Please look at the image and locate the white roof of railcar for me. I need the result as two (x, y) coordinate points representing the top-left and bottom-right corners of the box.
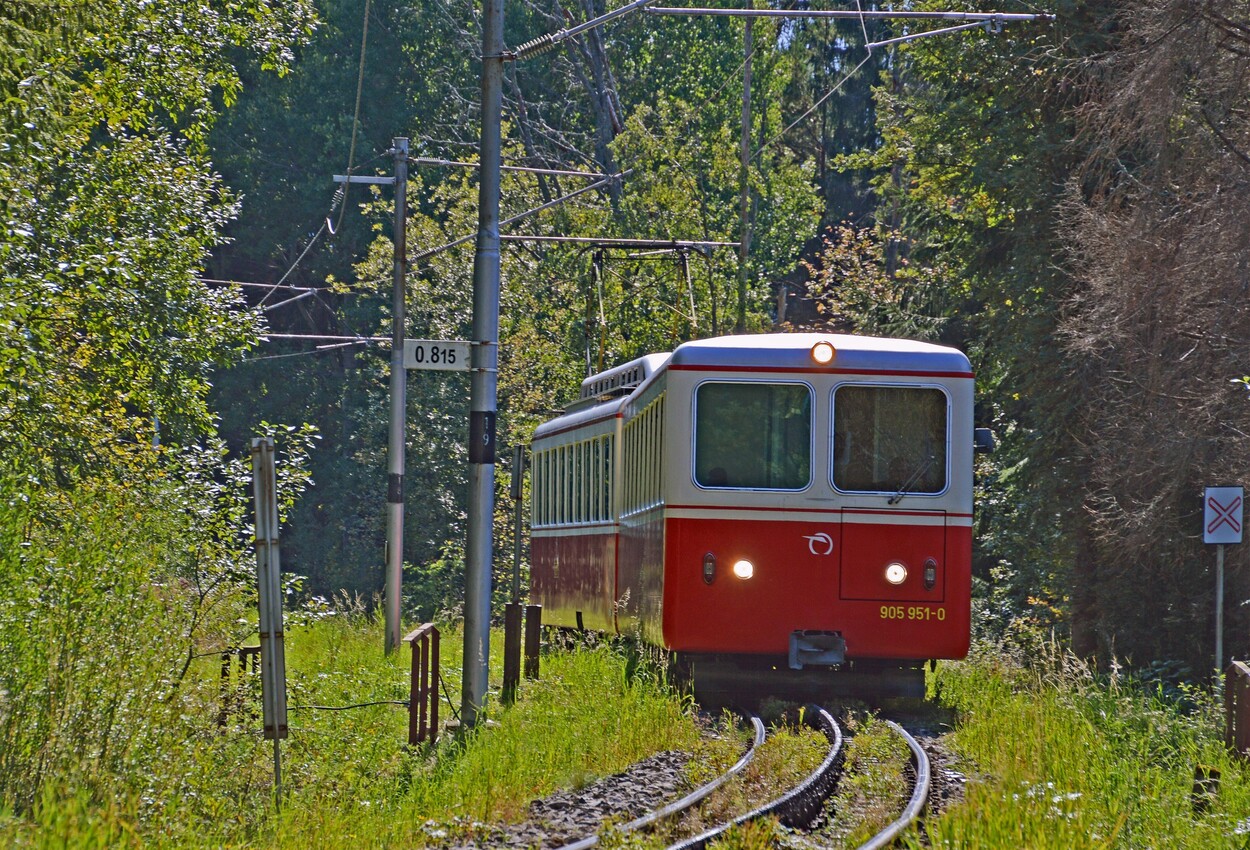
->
(532, 333), (970, 443)
(669, 332), (971, 374)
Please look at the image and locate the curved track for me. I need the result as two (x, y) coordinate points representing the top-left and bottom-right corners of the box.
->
(664, 706), (845, 850)
(543, 709), (928, 850)
(553, 713), (767, 850)
(852, 720), (931, 850)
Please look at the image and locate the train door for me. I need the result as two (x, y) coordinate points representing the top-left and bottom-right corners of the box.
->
(833, 383), (950, 606)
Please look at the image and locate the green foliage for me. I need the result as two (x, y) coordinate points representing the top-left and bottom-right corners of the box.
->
(0, 0), (316, 482)
(803, 224), (952, 339)
(915, 644), (1250, 848)
(815, 1), (1125, 657)
(0, 428), (314, 819)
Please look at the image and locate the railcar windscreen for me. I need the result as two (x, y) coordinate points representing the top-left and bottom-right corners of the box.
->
(694, 382), (812, 490)
(832, 385), (947, 494)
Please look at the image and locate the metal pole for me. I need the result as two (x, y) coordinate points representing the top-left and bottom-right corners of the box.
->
(251, 438), (287, 806)
(273, 739), (282, 811)
(385, 138), (410, 655)
(512, 444), (524, 602)
(736, 11), (753, 334)
(464, 0), (504, 729)
(1217, 543), (1225, 674)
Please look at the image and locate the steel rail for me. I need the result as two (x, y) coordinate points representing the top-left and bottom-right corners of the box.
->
(854, 721), (931, 850)
(664, 706), (845, 850)
(554, 713), (767, 850)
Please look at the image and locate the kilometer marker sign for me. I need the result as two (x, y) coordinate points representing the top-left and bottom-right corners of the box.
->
(1204, 486), (1244, 545)
(404, 339), (471, 371)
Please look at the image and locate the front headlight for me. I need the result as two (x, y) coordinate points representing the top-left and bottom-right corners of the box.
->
(732, 559), (755, 580)
(885, 562), (908, 585)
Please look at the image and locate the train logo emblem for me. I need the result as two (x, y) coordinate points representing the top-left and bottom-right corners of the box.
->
(804, 532), (835, 556)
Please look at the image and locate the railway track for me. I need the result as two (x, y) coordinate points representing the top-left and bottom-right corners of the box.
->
(662, 714), (931, 850)
(846, 721), (932, 850)
(477, 706), (931, 850)
(553, 712), (768, 850)
(664, 705), (845, 850)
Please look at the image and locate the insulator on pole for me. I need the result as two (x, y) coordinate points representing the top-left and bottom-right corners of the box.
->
(514, 33), (557, 59)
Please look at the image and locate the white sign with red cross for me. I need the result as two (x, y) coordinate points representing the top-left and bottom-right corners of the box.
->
(1204, 486), (1244, 545)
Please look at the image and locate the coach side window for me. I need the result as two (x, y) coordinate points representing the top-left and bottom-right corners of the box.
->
(694, 382), (812, 490)
(832, 385), (947, 494)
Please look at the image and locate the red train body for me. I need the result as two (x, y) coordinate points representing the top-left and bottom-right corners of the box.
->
(530, 333), (976, 699)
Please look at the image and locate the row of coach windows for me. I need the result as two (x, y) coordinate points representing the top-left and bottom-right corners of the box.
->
(693, 381), (948, 494)
(531, 435), (614, 528)
(621, 394), (665, 515)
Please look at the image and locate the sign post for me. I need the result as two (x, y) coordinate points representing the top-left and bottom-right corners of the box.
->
(404, 339), (471, 371)
(251, 437), (288, 808)
(1204, 486), (1243, 674)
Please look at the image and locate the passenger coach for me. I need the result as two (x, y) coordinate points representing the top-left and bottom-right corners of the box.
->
(530, 333), (979, 699)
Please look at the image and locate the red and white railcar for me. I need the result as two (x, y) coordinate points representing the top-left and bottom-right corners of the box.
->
(530, 333), (977, 699)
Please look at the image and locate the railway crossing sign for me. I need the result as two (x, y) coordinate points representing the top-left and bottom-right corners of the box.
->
(1205, 485), (1242, 674)
(1204, 486), (1244, 545)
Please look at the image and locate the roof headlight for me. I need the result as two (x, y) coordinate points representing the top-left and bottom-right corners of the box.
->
(810, 340), (837, 366)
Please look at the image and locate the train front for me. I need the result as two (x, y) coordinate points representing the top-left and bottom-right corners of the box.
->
(656, 333), (975, 701)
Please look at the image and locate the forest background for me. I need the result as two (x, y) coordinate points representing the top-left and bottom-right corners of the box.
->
(4, 0), (1250, 811)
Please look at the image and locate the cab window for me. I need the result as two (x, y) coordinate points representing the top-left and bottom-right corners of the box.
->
(694, 382), (812, 490)
(833, 385), (947, 494)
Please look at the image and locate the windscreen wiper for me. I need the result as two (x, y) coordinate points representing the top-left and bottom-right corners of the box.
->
(888, 455), (934, 505)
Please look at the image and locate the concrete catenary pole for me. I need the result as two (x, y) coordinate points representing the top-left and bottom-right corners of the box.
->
(385, 138), (409, 655)
(464, 0), (504, 728)
(736, 11), (753, 334)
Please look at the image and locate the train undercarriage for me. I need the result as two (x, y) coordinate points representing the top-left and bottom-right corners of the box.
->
(670, 652), (929, 710)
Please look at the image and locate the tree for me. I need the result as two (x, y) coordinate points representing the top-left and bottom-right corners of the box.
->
(0, 0), (315, 481)
(1056, 0), (1250, 670)
(816, 0), (1118, 654)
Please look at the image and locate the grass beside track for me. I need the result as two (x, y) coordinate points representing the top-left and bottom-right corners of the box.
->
(906, 644), (1250, 849)
(8, 603), (1250, 849)
(1, 613), (721, 849)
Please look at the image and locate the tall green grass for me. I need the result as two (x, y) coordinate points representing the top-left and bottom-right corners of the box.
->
(0, 453), (258, 827)
(261, 620), (709, 847)
(913, 644), (1250, 848)
(2, 551), (710, 850)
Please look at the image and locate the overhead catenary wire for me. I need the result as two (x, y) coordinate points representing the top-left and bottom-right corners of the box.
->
(406, 23), (755, 269)
(333, 0), (373, 236)
(260, 333), (389, 342)
(501, 235), (736, 250)
(512, 0), (661, 59)
(751, 0), (874, 163)
(288, 701), (410, 711)
(201, 278), (350, 294)
(410, 170), (631, 263)
(261, 290), (316, 312)
(412, 157), (609, 179)
(404, 0), (764, 274)
(253, 181), (347, 309)
(644, 8), (1049, 22)
(239, 341), (372, 363)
